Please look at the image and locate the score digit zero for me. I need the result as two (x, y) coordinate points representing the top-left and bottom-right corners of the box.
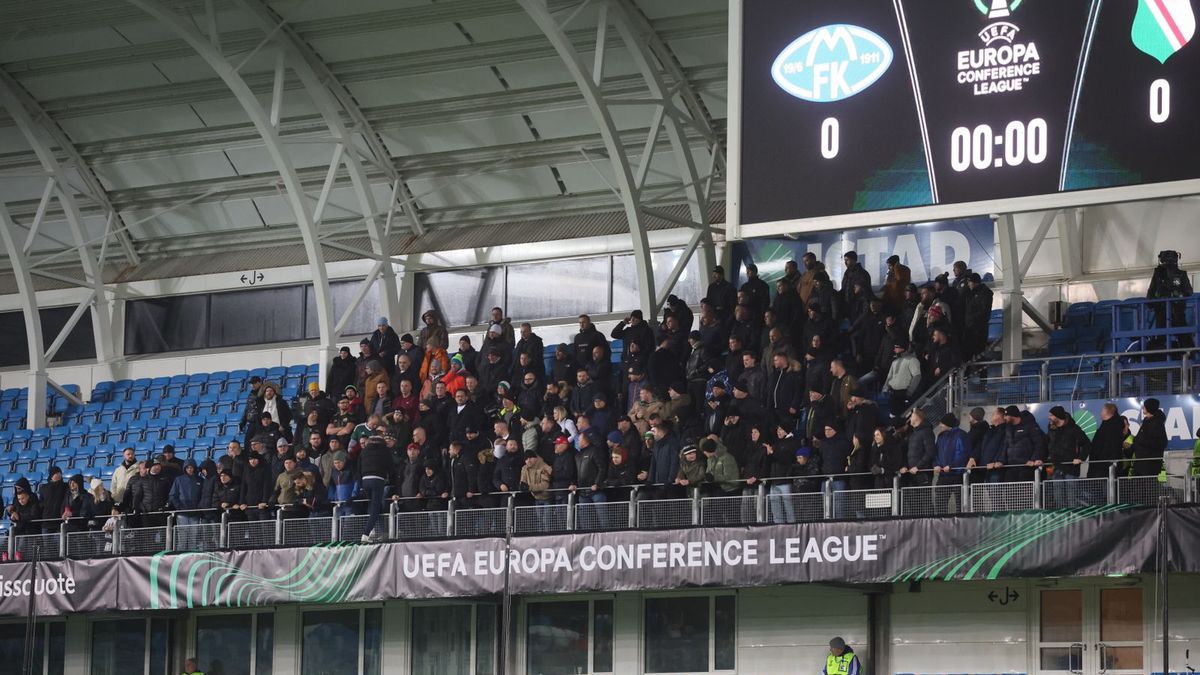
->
(950, 119), (1048, 172)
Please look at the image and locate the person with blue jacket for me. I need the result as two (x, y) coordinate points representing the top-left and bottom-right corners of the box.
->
(934, 413), (972, 479)
(168, 460), (204, 525)
(326, 452), (359, 505)
(639, 421), (681, 499)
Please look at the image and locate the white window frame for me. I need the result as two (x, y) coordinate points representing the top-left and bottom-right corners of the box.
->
(520, 594), (617, 675)
(296, 603), (384, 675)
(87, 616), (169, 675)
(408, 600), (500, 675)
(0, 620), (66, 675)
(188, 608), (274, 675)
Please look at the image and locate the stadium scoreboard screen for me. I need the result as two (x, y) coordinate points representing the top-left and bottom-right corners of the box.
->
(731, 0), (1200, 233)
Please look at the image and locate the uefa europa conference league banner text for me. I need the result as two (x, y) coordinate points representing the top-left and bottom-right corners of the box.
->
(0, 506), (1191, 616)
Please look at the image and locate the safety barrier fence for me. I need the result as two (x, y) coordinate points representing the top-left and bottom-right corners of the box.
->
(5, 461), (1194, 561)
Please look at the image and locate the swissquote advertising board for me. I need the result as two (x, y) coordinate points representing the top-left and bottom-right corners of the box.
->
(0, 505), (1195, 616)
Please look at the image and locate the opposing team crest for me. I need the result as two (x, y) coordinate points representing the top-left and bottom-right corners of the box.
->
(1132, 0), (1196, 63)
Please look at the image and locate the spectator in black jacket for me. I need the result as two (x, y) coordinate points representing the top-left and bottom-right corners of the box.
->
(239, 376), (264, 433)
(1046, 406), (1089, 478)
(573, 315), (608, 368)
(359, 436), (393, 542)
(494, 439), (525, 496)
(968, 408), (1009, 484)
(238, 452), (274, 521)
(740, 264), (771, 317)
(62, 474), (96, 533)
(575, 430), (609, 511)
(38, 466), (68, 532)
(611, 310), (654, 355)
(706, 265), (738, 321)
(214, 470), (243, 521)
(1130, 398), (1168, 477)
(369, 317), (402, 375)
(1002, 405), (1047, 481)
(8, 482), (41, 537)
(327, 346), (357, 397)
(139, 461), (171, 526)
(901, 409), (937, 486)
(1088, 403), (1126, 478)
(549, 435), (578, 501)
(868, 427), (903, 489)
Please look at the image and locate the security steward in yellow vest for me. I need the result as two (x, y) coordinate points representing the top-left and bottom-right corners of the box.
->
(181, 657), (204, 675)
(823, 637), (862, 675)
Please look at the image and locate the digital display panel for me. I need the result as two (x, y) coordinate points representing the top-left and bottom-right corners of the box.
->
(734, 0), (1200, 231)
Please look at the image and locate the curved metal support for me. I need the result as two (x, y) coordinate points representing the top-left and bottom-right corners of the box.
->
(125, 0), (338, 380)
(236, 0), (401, 324)
(0, 202), (48, 428)
(0, 70), (141, 267)
(0, 78), (119, 390)
(518, 0), (722, 317)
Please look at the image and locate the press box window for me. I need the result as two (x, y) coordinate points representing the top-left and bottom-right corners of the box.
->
(644, 595), (735, 673)
(526, 599), (614, 674)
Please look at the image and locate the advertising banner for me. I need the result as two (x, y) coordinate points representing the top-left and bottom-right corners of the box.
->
(1023, 394), (1200, 450)
(732, 217), (995, 291)
(0, 505), (1194, 617)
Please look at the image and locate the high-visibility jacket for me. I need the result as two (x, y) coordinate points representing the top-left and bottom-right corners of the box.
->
(823, 651), (861, 675)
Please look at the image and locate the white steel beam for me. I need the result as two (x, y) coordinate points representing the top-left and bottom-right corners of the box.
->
(0, 202), (47, 429)
(125, 0), (339, 384)
(1017, 209), (1058, 281)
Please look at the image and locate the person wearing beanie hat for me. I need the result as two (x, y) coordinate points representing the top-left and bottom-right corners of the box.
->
(368, 315), (401, 376)
(1129, 398), (1168, 477)
(934, 412), (970, 484)
(327, 344), (358, 401)
(824, 636), (861, 675)
(1046, 405), (1089, 483)
(963, 271), (994, 360)
(520, 449), (553, 504)
(603, 444), (638, 500)
(62, 473), (96, 532)
(883, 336), (922, 424)
(1001, 404), (1047, 482)
(38, 466), (67, 533)
(611, 306), (655, 360)
(707, 264), (737, 321)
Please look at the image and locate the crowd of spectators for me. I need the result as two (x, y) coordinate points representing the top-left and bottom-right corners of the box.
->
(1, 256), (1178, 540)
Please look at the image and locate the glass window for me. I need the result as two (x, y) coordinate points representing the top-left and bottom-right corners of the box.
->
(593, 600), (614, 673)
(196, 614), (252, 675)
(411, 605), (472, 675)
(124, 295), (210, 355)
(612, 249), (702, 313)
(255, 614), (274, 675)
(48, 622), (65, 675)
(644, 596), (710, 674)
(506, 258), (610, 320)
(414, 269), (502, 328)
(1100, 588), (1142, 642)
(301, 610), (360, 675)
(208, 286), (305, 348)
(714, 595), (736, 671)
(305, 279), (386, 340)
(91, 619), (145, 675)
(148, 619), (169, 675)
(475, 605), (498, 675)
(0, 622), (44, 674)
(0, 306), (97, 367)
(363, 608), (382, 675)
(1040, 590), (1083, 642)
(527, 601), (590, 675)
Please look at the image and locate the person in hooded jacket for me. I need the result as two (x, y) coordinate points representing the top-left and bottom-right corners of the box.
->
(39, 466), (68, 531)
(196, 459), (220, 521)
(62, 474), (96, 533)
(1130, 398), (1168, 477)
(168, 460), (204, 526)
(8, 479), (42, 537)
(327, 346), (358, 399)
(138, 461), (172, 526)
(418, 309), (449, 350)
(603, 447), (639, 502)
(1046, 406), (1090, 478)
(238, 452), (275, 521)
(902, 409), (937, 486)
(419, 460), (450, 511)
(868, 427), (903, 489)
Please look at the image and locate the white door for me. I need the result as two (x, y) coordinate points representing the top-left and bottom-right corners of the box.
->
(1036, 586), (1145, 675)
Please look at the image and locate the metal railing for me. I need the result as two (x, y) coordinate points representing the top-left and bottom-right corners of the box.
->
(3, 460), (1194, 562)
(958, 347), (1194, 407)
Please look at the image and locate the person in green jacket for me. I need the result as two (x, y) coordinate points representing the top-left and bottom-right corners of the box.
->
(701, 438), (741, 497)
(674, 445), (707, 493)
(181, 657), (203, 675)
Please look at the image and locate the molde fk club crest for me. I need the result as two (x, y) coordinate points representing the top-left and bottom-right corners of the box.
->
(957, 0), (1042, 96)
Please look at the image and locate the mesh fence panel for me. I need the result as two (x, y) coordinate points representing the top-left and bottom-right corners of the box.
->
(513, 504), (569, 535)
(637, 498), (693, 529)
(700, 495), (757, 526)
(227, 520), (277, 549)
(171, 523), (222, 552)
(337, 514), (372, 542)
(1043, 477), (1108, 510)
(66, 531), (112, 558)
(15, 533), (61, 560)
(576, 501), (629, 531)
(962, 375), (1041, 407)
(765, 490), (824, 523)
(453, 508), (507, 537)
(1116, 476), (1177, 507)
(970, 481), (1036, 513)
(901, 485), (964, 517)
(835, 489), (894, 520)
(282, 517), (332, 547)
(395, 511), (448, 540)
(1117, 367), (1180, 398)
(120, 526), (168, 556)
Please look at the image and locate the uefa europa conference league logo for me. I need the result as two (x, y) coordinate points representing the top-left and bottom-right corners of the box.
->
(770, 24), (894, 103)
(961, 0), (1042, 96)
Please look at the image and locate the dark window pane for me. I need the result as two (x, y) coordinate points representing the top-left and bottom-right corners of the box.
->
(255, 613), (274, 675)
(527, 601), (589, 675)
(644, 596), (709, 673)
(363, 608), (382, 675)
(48, 622), (65, 675)
(305, 279), (386, 340)
(506, 258), (610, 320)
(0, 622), (44, 675)
(414, 269), (502, 328)
(714, 595), (736, 670)
(411, 605), (472, 675)
(301, 610), (359, 675)
(0, 306), (97, 367)
(209, 286), (304, 348)
(124, 295), (208, 355)
(196, 614), (252, 675)
(148, 618), (169, 675)
(475, 604), (498, 675)
(593, 600), (614, 673)
(91, 619), (145, 675)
